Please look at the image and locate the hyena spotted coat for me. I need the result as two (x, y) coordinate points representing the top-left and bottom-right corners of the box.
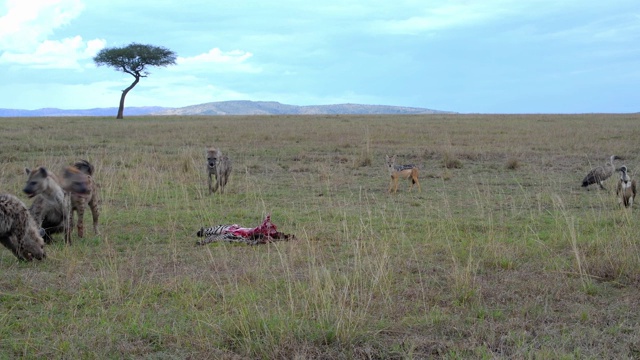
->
(206, 147), (232, 194)
(69, 160), (100, 238)
(23, 166), (90, 244)
(0, 193), (46, 261)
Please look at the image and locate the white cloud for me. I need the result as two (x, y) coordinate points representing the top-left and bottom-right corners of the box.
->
(543, 14), (640, 43)
(0, 36), (106, 69)
(367, 1), (609, 36)
(370, 2), (510, 35)
(0, 0), (84, 51)
(176, 48), (262, 73)
(0, 0), (106, 69)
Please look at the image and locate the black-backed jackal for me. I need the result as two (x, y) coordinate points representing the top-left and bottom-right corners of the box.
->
(206, 147), (232, 194)
(386, 155), (421, 193)
(616, 165), (636, 208)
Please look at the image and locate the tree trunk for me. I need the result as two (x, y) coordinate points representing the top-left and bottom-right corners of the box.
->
(116, 75), (140, 119)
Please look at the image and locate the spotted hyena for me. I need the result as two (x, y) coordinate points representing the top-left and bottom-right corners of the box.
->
(206, 147), (232, 194)
(23, 165), (90, 244)
(0, 193), (46, 261)
(69, 160), (100, 238)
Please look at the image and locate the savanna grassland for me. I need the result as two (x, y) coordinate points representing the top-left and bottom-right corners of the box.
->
(1, 113), (640, 359)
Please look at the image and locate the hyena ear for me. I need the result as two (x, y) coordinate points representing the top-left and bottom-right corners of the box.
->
(38, 167), (48, 177)
(25, 168), (31, 175)
(63, 166), (81, 177)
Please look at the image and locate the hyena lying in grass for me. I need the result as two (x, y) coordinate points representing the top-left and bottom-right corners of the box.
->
(0, 193), (46, 261)
(69, 160), (100, 238)
(206, 147), (232, 194)
(23, 165), (90, 244)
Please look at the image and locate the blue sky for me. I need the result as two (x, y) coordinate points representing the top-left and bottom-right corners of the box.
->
(0, 0), (638, 113)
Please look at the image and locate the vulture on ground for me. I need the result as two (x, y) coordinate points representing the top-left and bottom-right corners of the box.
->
(581, 155), (621, 190)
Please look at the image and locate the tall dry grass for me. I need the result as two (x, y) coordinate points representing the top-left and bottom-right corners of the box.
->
(0, 114), (640, 358)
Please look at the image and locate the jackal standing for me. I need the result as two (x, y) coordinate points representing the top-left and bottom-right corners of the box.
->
(23, 165), (90, 243)
(386, 155), (421, 193)
(69, 160), (100, 238)
(206, 147), (232, 194)
(0, 193), (46, 261)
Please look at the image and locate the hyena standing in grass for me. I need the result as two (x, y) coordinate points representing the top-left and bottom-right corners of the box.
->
(69, 160), (100, 238)
(0, 193), (46, 261)
(23, 165), (90, 244)
(206, 147), (232, 194)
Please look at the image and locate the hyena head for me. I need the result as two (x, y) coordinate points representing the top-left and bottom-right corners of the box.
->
(23, 167), (52, 198)
(73, 159), (95, 176)
(60, 166), (90, 195)
(21, 220), (46, 261)
(206, 147), (222, 171)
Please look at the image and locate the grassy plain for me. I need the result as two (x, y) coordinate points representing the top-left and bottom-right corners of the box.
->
(1, 113), (640, 359)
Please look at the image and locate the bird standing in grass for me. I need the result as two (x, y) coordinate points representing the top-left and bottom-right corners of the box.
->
(616, 165), (636, 208)
(581, 155), (621, 190)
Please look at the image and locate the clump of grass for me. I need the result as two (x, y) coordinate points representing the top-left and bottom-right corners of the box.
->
(505, 157), (521, 170)
(581, 213), (640, 285)
(356, 125), (372, 167)
(356, 155), (373, 167)
(443, 152), (463, 169)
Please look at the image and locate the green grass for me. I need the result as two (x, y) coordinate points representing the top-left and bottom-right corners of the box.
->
(1, 114), (640, 358)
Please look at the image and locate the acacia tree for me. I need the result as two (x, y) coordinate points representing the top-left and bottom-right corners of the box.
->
(93, 43), (177, 119)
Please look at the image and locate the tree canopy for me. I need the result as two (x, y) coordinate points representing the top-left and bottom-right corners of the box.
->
(94, 43), (177, 119)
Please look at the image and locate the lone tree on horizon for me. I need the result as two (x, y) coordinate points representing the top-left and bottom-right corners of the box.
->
(93, 43), (177, 119)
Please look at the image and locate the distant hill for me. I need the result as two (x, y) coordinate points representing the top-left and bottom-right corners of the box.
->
(152, 101), (452, 116)
(0, 101), (453, 117)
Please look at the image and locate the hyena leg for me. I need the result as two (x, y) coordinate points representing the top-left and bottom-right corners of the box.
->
(63, 194), (72, 244)
(208, 173), (215, 194)
(75, 204), (85, 238)
(211, 175), (219, 193)
(89, 196), (100, 235)
(69, 208), (75, 238)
